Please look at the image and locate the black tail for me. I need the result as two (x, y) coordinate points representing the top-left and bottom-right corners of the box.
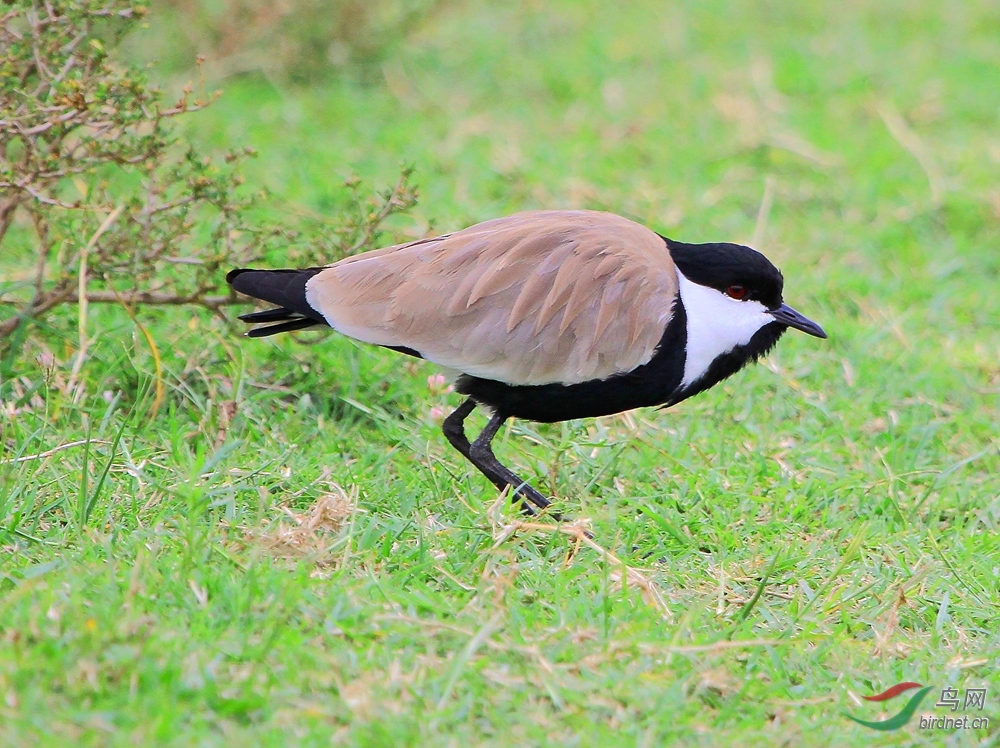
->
(227, 268), (328, 337)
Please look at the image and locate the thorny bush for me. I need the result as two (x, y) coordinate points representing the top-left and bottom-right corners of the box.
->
(0, 0), (417, 347)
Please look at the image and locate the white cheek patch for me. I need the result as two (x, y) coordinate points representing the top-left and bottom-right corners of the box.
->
(676, 271), (774, 388)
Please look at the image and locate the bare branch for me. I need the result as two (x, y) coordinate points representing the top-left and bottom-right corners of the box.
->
(0, 197), (21, 247)
(58, 290), (241, 308)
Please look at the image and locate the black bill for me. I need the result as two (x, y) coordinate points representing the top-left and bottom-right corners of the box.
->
(768, 303), (827, 339)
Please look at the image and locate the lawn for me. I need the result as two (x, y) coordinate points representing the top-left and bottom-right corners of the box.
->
(2, 0), (999, 745)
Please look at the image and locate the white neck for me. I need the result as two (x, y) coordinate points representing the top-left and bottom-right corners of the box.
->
(676, 271), (773, 389)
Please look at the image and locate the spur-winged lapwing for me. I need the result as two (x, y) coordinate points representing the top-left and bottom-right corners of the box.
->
(228, 210), (826, 515)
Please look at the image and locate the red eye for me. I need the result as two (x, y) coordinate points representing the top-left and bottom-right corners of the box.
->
(726, 285), (748, 300)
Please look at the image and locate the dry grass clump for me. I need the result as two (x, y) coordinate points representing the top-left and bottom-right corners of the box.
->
(237, 483), (358, 569)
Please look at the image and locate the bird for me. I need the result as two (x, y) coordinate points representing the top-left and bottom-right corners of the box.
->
(227, 210), (826, 516)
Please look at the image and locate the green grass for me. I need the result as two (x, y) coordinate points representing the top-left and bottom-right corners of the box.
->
(3, 0), (1000, 744)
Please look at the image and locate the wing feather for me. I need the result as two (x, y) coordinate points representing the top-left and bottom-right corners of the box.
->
(506, 272), (546, 333)
(537, 251), (583, 333)
(305, 210), (679, 385)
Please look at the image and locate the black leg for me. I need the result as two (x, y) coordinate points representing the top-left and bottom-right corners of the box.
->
(441, 399), (557, 518)
(469, 412), (558, 517)
(442, 397), (476, 459)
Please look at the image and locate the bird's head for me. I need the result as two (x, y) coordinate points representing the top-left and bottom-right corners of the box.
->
(664, 238), (826, 397)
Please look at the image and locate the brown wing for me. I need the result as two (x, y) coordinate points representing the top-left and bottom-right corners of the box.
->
(305, 210), (679, 385)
